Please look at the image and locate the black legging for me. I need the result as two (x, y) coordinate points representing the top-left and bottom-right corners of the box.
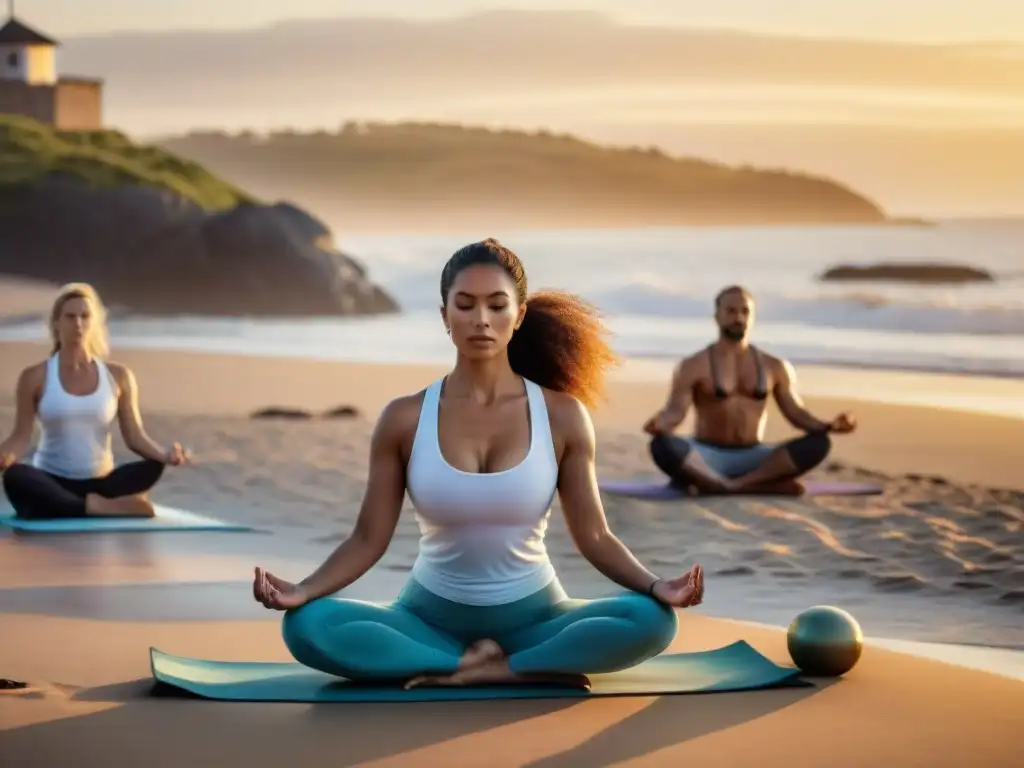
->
(1, 460), (165, 519)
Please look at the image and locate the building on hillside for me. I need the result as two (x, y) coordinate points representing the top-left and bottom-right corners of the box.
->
(0, 9), (103, 130)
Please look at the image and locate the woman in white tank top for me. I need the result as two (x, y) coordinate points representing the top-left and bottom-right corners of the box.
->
(0, 283), (189, 519)
(254, 240), (705, 690)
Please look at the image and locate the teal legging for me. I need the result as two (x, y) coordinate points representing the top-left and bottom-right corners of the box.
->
(282, 578), (678, 681)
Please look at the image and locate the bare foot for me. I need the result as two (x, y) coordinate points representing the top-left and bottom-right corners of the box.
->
(85, 493), (156, 517)
(458, 639), (505, 671)
(747, 478), (806, 496)
(405, 658), (591, 691)
(694, 480), (741, 496)
(703, 478), (805, 496)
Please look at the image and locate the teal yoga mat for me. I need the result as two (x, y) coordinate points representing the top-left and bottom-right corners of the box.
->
(150, 641), (808, 703)
(0, 503), (253, 533)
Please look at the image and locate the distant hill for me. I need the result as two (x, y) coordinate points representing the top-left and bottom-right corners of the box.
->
(0, 115), (397, 317)
(159, 122), (889, 230)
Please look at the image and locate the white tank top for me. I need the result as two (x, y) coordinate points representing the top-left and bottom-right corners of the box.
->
(32, 355), (118, 479)
(406, 377), (562, 606)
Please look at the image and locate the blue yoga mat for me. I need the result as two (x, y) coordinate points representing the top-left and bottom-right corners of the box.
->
(0, 503), (253, 533)
(150, 640), (808, 703)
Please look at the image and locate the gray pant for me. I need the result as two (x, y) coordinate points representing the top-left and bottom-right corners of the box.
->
(666, 437), (775, 478)
(649, 433), (832, 484)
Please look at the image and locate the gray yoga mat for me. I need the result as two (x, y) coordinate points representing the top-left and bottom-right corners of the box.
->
(599, 478), (883, 500)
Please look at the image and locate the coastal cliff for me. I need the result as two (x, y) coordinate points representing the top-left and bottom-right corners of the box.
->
(0, 116), (398, 317)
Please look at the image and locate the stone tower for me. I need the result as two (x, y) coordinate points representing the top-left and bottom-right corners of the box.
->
(0, 6), (103, 130)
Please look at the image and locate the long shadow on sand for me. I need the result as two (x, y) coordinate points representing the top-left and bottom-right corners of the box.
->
(520, 679), (836, 767)
(0, 581), (276, 622)
(0, 675), (835, 766)
(9, 679), (574, 766)
(0, 525), (318, 571)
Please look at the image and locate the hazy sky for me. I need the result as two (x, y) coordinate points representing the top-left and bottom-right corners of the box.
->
(10, 1), (1022, 215)
(16, 0), (1024, 42)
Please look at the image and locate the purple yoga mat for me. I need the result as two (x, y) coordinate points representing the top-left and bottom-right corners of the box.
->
(599, 478), (884, 500)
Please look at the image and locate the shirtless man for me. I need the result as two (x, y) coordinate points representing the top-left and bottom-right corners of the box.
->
(642, 285), (856, 495)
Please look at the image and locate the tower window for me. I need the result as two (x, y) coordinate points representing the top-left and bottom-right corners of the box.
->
(6, 52), (17, 69)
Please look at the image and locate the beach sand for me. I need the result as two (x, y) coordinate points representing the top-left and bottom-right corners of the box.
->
(1, 335), (1022, 766)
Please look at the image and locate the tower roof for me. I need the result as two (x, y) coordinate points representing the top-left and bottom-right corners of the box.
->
(0, 17), (58, 46)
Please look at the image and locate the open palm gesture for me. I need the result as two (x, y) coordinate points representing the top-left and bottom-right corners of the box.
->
(652, 564), (705, 608)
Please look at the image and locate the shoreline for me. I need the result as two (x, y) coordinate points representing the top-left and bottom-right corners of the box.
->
(631, 353), (1024, 384)
(2, 309), (1021, 384)
(0, 327), (1020, 418)
(618, 357), (1024, 421)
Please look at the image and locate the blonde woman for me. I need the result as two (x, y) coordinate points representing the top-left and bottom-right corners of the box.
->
(0, 283), (188, 519)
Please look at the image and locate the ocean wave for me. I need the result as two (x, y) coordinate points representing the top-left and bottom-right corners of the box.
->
(588, 282), (1024, 336)
(363, 260), (1024, 337)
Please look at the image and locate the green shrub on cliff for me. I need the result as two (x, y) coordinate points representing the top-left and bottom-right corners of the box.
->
(0, 114), (254, 210)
